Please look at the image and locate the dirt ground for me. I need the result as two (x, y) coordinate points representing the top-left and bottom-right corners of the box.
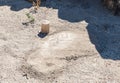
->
(0, 0), (120, 83)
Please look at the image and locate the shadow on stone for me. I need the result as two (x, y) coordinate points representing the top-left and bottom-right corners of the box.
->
(1, 0), (120, 60)
(38, 32), (48, 38)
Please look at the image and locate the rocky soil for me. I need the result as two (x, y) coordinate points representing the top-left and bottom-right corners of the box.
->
(0, 0), (120, 83)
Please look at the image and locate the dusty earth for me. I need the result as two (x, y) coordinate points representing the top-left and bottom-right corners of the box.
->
(0, 0), (120, 83)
